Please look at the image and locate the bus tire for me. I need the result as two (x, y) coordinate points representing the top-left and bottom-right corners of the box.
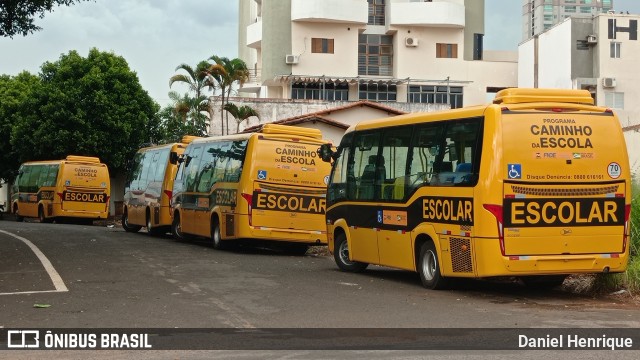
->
(521, 275), (566, 289)
(418, 241), (448, 290)
(172, 212), (186, 241)
(38, 206), (53, 223)
(211, 218), (227, 250)
(146, 210), (163, 236)
(13, 204), (24, 222)
(334, 233), (367, 272)
(122, 210), (141, 233)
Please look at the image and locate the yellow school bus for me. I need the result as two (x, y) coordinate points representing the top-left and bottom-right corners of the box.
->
(122, 136), (198, 235)
(318, 88), (632, 289)
(11, 156), (110, 222)
(171, 124), (332, 253)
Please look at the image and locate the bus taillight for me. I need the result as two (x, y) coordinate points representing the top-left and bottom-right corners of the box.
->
(164, 190), (173, 201)
(241, 193), (253, 226)
(483, 204), (505, 256)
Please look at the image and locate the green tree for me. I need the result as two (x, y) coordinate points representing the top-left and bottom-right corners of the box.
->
(1, 0), (91, 37)
(167, 90), (208, 136)
(11, 48), (159, 174)
(0, 71), (40, 182)
(169, 60), (224, 132)
(208, 56), (250, 135)
(223, 103), (259, 134)
(156, 104), (205, 144)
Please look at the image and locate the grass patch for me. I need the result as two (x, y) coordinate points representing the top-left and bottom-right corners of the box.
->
(588, 176), (639, 296)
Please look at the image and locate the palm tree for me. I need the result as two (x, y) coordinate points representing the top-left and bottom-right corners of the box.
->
(209, 56), (250, 135)
(169, 61), (221, 131)
(223, 103), (260, 133)
(169, 61), (215, 99)
(168, 91), (209, 136)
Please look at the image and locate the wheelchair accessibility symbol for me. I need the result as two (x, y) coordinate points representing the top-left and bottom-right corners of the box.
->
(507, 164), (521, 179)
(257, 170), (267, 180)
(377, 210), (383, 224)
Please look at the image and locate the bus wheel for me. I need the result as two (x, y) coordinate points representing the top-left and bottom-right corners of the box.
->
(38, 206), (53, 223)
(211, 219), (226, 250)
(418, 241), (448, 290)
(172, 213), (185, 241)
(122, 210), (141, 233)
(146, 211), (163, 236)
(13, 204), (24, 222)
(334, 233), (367, 272)
(521, 275), (566, 289)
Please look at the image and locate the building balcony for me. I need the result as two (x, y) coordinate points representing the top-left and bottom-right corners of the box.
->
(247, 18), (262, 49)
(389, 0), (465, 28)
(291, 0), (368, 24)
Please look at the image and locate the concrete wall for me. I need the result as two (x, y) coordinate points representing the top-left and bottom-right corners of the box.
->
(538, 20), (572, 89)
(209, 97), (450, 134)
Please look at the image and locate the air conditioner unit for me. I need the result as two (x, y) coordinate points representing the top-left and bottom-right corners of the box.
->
(285, 54), (299, 65)
(602, 77), (616, 88)
(587, 35), (597, 44)
(405, 37), (419, 47)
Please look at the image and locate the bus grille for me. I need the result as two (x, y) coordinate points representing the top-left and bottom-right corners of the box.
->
(510, 185), (619, 197)
(450, 237), (473, 273)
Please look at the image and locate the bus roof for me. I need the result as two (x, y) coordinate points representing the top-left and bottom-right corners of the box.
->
(493, 88), (594, 105)
(259, 124), (323, 139)
(65, 155), (101, 163)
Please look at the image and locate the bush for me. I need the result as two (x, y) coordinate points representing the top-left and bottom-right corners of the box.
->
(591, 176), (639, 295)
(626, 176), (640, 293)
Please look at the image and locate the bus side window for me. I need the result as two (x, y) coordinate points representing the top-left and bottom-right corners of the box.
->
(429, 120), (481, 186)
(409, 124), (444, 190)
(185, 146), (204, 192)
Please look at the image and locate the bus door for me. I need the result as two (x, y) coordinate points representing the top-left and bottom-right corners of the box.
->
(59, 163), (110, 215)
(375, 127), (414, 270)
(500, 111), (628, 261)
(17, 165), (38, 216)
(346, 132), (382, 264)
(181, 145), (205, 235)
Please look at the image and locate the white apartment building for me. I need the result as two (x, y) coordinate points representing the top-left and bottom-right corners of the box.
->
(519, 13), (640, 174)
(522, 0), (613, 41)
(236, 0), (517, 115)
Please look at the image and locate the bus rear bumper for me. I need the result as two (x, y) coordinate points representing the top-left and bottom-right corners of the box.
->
(473, 238), (629, 276)
(237, 226), (327, 245)
(497, 254), (628, 275)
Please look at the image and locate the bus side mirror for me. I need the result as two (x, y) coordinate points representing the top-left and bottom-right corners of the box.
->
(170, 152), (183, 165)
(318, 144), (336, 163)
(169, 152), (178, 165)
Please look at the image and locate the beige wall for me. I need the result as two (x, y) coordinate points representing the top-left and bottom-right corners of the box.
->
(291, 22), (360, 77)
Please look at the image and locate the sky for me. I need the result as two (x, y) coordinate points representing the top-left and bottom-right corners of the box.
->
(2, 0), (640, 107)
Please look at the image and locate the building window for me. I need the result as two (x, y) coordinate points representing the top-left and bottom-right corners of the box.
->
(473, 33), (483, 60)
(359, 83), (397, 102)
(358, 34), (393, 76)
(367, 0), (385, 25)
(408, 85), (463, 109)
(565, 6), (576, 12)
(605, 92), (624, 109)
(436, 43), (458, 58)
(312, 38), (334, 54)
(291, 82), (348, 101)
(610, 42), (621, 58)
